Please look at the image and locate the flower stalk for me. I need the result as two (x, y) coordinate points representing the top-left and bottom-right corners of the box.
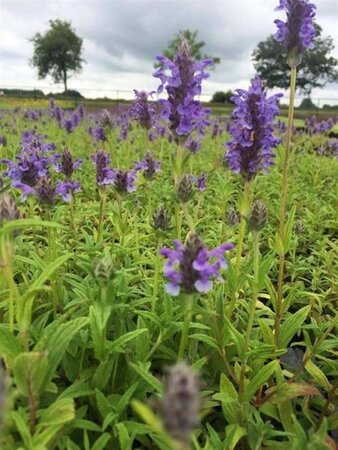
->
(274, 66), (297, 347)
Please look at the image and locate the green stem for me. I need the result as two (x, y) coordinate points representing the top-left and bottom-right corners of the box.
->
(1, 233), (17, 332)
(177, 295), (193, 362)
(275, 66), (297, 347)
(151, 238), (162, 313)
(175, 203), (182, 240)
(238, 231), (260, 418)
(97, 190), (106, 244)
(227, 181), (250, 318)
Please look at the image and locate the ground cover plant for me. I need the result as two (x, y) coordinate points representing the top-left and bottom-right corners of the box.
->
(0, 1), (338, 449)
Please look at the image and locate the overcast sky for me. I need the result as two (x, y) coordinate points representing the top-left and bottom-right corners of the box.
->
(1, 0), (338, 104)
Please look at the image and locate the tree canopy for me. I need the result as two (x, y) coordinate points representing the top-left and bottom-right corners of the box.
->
(252, 25), (338, 94)
(157, 29), (220, 68)
(30, 19), (85, 92)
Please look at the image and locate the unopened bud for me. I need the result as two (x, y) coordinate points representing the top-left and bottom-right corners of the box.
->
(247, 200), (267, 231)
(153, 206), (170, 231)
(177, 175), (194, 203)
(0, 193), (20, 223)
(94, 250), (115, 286)
(226, 206), (239, 226)
(159, 362), (200, 444)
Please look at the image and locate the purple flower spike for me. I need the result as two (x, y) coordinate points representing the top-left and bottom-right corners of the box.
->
(92, 149), (114, 186)
(153, 40), (212, 143)
(130, 90), (157, 130)
(226, 75), (282, 181)
(274, 0), (316, 67)
(160, 233), (234, 296)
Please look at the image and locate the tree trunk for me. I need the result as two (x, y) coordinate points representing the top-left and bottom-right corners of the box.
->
(63, 71), (68, 92)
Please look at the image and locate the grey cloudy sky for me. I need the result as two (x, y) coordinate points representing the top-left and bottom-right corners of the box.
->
(1, 0), (338, 103)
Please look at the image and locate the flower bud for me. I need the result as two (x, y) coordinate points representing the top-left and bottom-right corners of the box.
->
(0, 193), (20, 223)
(226, 206), (239, 227)
(176, 175), (194, 203)
(153, 206), (170, 231)
(294, 220), (305, 235)
(159, 362), (200, 444)
(94, 251), (115, 286)
(247, 200), (267, 231)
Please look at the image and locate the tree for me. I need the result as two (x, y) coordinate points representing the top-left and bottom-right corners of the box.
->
(211, 90), (233, 104)
(252, 25), (338, 94)
(156, 29), (220, 68)
(30, 20), (85, 92)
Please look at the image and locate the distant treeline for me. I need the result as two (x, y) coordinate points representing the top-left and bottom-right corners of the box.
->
(0, 89), (84, 99)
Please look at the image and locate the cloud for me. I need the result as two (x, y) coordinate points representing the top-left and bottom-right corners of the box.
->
(0, 0), (337, 101)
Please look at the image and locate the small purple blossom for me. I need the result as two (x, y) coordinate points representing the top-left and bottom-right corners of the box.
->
(91, 126), (106, 142)
(184, 136), (202, 153)
(160, 233), (234, 296)
(92, 150), (114, 186)
(226, 76), (282, 181)
(56, 180), (81, 202)
(54, 148), (82, 179)
(153, 40), (212, 142)
(135, 151), (160, 180)
(274, 0), (316, 66)
(130, 90), (157, 130)
(111, 168), (139, 194)
(196, 173), (206, 192)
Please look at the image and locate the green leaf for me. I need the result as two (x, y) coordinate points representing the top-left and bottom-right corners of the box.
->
(215, 373), (239, 424)
(107, 329), (148, 353)
(132, 400), (162, 430)
(129, 362), (162, 393)
(35, 317), (89, 392)
(244, 360), (279, 402)
(189, 333), (219, 350)
(13, 352), (48, 398)
(33, 398), (75, 447)
(0, 325), (24, 367)
(224, 424), (247, 450)
(304, 359), (331, 389)
(17, 253), (72, 331)
(91, 433), (111, 450)
(280, 305), (311, 348)
(115, 423), (131, 450)
(265, 382), (320, 404)
(0, 218), (66, 235)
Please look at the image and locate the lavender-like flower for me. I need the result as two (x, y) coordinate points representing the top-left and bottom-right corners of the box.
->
(274, 0), (316, 67)
(135, 151), (160, 180)
(226, 76), (282, 181)
(2, 132), (58, 200)
(91, 126), (106, 142)
(36, 177), (56, 206)
(92, 150), (114, 186)
(184, 136), (202, 153)
(159, 362), (200, 444)
(160, 233), (234, 296)
(130, 90), (156, 130)
(196, 173), (206, 192)
(54, 148), (82, 179)
(111, 168), (139, 194)
(153, 40), (212, 142)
